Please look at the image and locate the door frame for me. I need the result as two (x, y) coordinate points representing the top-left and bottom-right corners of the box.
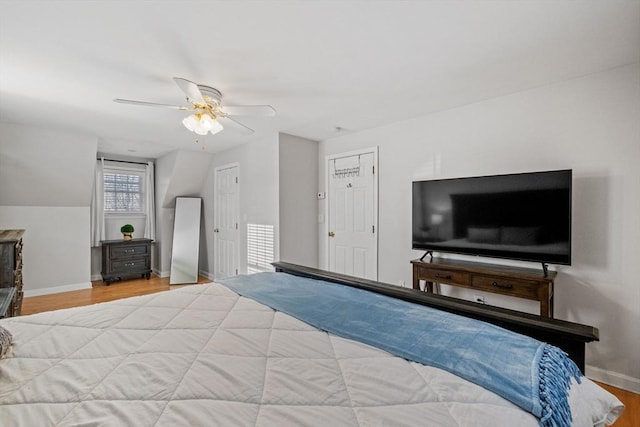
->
(325, 146), (379, 280)
(213, 162), (240, 279)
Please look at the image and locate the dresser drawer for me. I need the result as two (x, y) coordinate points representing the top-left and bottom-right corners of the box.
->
(110, 244), (149, 258)
(111, 257), (149, 273)
(418, 267), (470, 285)
(471, 275), (539, 299)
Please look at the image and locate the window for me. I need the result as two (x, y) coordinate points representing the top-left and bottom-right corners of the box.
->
(247, 223), (275, 274)
(104, 169), (145, 213)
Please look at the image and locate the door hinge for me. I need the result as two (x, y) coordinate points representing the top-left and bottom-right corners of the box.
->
(235, 176), (238, 183)
(235, 223), (238, 230)
(372, 225), (375, 233)
(235, 269), (238, 275)
(372, 165), (375, 174)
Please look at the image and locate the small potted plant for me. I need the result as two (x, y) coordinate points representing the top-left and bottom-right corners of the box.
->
(120, 224), (134, 241)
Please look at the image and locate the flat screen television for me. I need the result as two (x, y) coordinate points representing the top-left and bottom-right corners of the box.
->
(412, 169), (572, 265)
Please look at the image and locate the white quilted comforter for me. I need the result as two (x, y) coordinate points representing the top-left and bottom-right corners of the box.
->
(0, 282), (623, 426)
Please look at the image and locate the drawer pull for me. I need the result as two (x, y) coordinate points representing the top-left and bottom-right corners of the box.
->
(124, 249), (135, 253)
(435, 273), (451, 280)
(492, 281), (513, 290)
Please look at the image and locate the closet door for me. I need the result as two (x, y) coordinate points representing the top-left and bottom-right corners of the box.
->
(327, 149), (378, 281)
(214, 164), (239, 279)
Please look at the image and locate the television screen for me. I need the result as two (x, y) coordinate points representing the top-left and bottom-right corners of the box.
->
(412, 170), (572, 265)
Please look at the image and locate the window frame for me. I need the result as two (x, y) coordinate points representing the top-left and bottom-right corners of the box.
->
(103, 164), (146, 216)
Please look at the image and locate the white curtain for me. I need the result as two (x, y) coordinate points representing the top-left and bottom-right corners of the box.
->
(144, 161), (156, 240)
(90, 158), (106, 247)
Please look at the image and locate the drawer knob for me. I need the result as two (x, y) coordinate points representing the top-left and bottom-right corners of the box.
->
(492, 281), (513, 289)
(435, 273), (451, 280)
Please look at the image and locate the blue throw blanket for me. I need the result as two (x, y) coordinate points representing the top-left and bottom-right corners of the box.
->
(218, 272), (582, 427)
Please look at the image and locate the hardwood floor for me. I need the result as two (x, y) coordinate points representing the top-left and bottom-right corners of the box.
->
(21, 274), (211, 315)
(595, 381), (639, 427)
(20, 274), (639, 426)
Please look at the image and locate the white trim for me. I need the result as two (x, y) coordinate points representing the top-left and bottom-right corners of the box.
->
(199, 269), (215, 281)
(325, 147), (379, 280)
(153, 268), (170, 278)
(24, 282), (92, 297)
(586, 364), (640, 393)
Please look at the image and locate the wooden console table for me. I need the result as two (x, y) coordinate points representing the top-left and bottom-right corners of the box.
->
(411, 258), (556, 318)
(101, 238), (153, 284)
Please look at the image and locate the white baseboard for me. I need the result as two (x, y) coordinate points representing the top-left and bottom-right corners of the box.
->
(199, 270), (215, 281)
(586, 364), (640, 393)
(153, 268), (170, 278)
(24, 282), (93, 298)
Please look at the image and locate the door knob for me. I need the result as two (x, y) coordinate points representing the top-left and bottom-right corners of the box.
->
(328, 231), (335, 237)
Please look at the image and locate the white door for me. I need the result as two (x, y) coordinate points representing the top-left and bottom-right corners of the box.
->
(328, 149), (378, 280)
(214, 164), (239, 279)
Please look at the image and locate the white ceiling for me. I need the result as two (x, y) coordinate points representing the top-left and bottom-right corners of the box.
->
(1, 1), (638, 159)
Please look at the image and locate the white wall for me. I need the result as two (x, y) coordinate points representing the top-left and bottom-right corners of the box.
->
(0, 123), (97, 294)
(200, 134), (280, 277)
(0, 206), (91, 295)
(279, 133), (319, 268)
(318, 64), (640, 391)
(154, 150), (214, 277)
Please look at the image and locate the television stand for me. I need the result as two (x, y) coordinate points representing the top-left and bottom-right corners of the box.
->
(411, 258), (557, 318)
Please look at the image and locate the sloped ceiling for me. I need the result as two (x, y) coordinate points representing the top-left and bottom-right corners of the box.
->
(0, 1), (638, 159)
(157, 150), (215, 209)
(0, 122), (97, 206)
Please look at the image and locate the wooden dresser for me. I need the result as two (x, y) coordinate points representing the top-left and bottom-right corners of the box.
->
(0, 229), (25, 317)
(101, 238), (153, 284)
(411, 258), (556, 318)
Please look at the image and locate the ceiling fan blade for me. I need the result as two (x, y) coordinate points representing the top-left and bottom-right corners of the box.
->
(218, 116), (254, 135)
(113, 99), (190, 110)
(173, 77), (205, 105)
(223, 105), (276, 117)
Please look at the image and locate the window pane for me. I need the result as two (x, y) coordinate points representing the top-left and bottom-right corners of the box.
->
(104, 172), (144, 212)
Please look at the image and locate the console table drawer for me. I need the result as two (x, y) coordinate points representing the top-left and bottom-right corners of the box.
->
(110, 244), (149, 258)
(471, 275), (539, 299)
(418, 267), (470, 285)
(112, 257), (149, 272)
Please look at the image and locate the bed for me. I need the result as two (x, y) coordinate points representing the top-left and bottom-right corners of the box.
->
(0, 262), (623, 426)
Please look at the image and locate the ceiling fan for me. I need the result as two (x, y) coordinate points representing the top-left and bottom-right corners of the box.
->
(114, 77), (276, 136)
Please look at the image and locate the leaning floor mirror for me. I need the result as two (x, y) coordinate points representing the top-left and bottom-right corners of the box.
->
(170, 197), (202, 284)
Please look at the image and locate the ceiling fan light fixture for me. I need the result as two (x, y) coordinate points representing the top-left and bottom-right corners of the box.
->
(182, 114), (200, 132)
(200, 113), (215, 131)
(182, 113), (223, 135)
(208, 118), (224, 135)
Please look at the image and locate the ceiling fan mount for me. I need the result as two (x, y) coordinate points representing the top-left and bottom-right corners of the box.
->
(114, 77), (276, 137)
(194, 85), (222, 107)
